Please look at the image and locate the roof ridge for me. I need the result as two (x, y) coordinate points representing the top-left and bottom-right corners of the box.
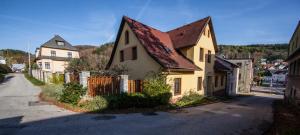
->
(123, 16), (165, 33)
(166, 16), (210, 33)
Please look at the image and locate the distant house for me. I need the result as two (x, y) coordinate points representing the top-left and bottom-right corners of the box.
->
(260, 58), (267, 65)
(106, 16), (238, 97)
(0, 56), (6, 64)
(272, 70), (288, 83)
(11, 63), (25, 72)
(285, 21), (300, 105)
(35, 35), (79, 73)
(227, 59), (253, 93)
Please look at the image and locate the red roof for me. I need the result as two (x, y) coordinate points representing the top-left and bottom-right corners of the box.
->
(167, 17), (210, 49)
(107, 16), (216, 71)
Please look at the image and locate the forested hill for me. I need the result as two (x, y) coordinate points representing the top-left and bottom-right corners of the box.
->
(0, 49), (33, 65)
(218, 44), (289, 62)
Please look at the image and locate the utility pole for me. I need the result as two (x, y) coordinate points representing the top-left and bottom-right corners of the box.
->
(28, 41), (31, 75)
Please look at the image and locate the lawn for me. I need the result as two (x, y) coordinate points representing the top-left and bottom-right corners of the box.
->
(24, 73), (45, 86)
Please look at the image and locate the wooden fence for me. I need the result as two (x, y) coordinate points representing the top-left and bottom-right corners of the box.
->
(87, 76), (120, 97)
(128, 80), (144, 93)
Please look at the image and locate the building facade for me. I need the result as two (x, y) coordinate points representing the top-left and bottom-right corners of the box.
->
(227, 59), (253, 93)
(107, 16), (236, 98)
(35, 35), (79, 73)
(286, 21), (300, 105)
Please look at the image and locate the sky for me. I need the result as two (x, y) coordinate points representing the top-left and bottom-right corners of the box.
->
(0, 0), (299, 53)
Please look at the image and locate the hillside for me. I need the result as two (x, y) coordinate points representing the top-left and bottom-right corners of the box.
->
(0, 49), (33, 65)
(74, 42), (114, 70)
(218, 44), (289, 63)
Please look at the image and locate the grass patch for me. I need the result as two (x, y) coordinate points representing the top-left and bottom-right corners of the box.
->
(265, 100), (300, 135)
(175, 91), (219, 108)
(24, 73), (45, 86)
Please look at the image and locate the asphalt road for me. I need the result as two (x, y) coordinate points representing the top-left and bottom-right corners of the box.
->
(0, 74), (283, 135)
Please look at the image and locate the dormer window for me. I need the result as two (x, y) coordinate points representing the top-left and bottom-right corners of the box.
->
(125, 30), (129, 44)
(57, 41), (65, 46)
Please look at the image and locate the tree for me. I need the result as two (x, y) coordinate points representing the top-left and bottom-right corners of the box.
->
(65, 58), (89, 73)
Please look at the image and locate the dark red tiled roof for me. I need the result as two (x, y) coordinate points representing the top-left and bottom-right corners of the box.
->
(167, 17), (210, 49)
(124, 16), (200, 70)
(106, 16), (217, 71)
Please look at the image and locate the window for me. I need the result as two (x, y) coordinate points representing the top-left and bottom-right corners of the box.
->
(215, 76), (218, 87)
(174, 78), (181, 95)
(120, 50), (124, 62)
(208, 29), (210, 38)
(67, 52), (72, 58)
(199, 48), (204, 62)
(221, 76), (224, 86)
(207, 50), (211, 63)
(197, 77), (202, 91)
(38, 62), (42, 68)
(45, 62), (50, 69)
(57, 41), (65, 46)
(51, 50), (56, 57)
(132, 47), (137, 60)
(125, 30), (129, 44)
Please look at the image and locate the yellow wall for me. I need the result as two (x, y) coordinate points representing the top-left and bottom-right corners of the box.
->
(109, 22), (162, 80)
(166, 71), (204, 98)
(40, 47), (79, 58)
(109, 21), (217, 97)
(167, 24), (217, 96)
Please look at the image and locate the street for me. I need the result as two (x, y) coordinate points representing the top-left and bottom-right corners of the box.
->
(0, 74), (283, 135)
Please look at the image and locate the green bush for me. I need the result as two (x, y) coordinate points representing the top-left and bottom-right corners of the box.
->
(24, 73), (45, 86)
(59, 83), (86, 105)
(82, 96), (108, 111)
(42, 84), (64, 100)
(175, 91), (205, 107)
(104, 93), (148, 109)
(50, 74), (65, 84)
(142, 73), (172, 106)
(0, 64), (12, 74)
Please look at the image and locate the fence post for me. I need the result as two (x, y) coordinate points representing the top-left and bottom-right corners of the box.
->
(65, 72), (70, 83)
(119, 75), (128, 93)
(80, 71), (90, 88)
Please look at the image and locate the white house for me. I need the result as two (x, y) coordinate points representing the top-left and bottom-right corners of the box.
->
(35, 35), (79, 73)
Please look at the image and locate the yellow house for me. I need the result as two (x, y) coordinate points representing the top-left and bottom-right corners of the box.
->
(35, 35), (79, 73)
(286, 21), (300, 105)
(107, 16), (235, 97)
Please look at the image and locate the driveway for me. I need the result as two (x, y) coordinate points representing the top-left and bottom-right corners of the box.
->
(0, 73), (283, 135)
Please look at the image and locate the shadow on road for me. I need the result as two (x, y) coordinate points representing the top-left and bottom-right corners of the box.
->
(0, 75), (14, 85)
(0, 94), (282, 135)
